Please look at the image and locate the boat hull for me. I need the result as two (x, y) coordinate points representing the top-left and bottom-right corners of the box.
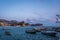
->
(41, 31), (56, 37)
(26, 30), (36, 34)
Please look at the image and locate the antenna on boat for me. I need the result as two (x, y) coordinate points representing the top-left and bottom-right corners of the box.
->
(56, 14), (60, 26)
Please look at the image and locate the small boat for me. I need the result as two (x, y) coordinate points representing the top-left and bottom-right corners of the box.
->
(41, 31), (57, 37)
(33, 29), (41, 32)
(25, 30), (36, 34)
(5, 31), (11, 36)
(2, 28), (10, 30)
(33, 28), (41, 32)
(55, 29), (60, 32)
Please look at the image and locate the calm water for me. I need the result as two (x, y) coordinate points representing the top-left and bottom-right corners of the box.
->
(0, 26), (59, 40)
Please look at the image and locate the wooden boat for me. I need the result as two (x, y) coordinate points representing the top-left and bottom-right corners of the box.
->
(25, 30), (36, 34)
(41, 31), (57, 37)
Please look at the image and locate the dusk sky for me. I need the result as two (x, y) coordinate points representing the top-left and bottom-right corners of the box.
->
(0, 0), (60, 25)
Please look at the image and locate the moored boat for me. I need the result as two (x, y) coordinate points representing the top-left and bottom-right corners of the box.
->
(41, 31), (57, 37)
(25, 30), (36, 34)
(33, 27), (47, 32)
(33, 28), (41, 32)
(5, 31), (11, 36)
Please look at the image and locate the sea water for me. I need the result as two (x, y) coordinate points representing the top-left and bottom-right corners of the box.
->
(0, 26), (59, 40)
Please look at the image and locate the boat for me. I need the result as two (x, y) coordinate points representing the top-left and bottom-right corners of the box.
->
(2, 28), (10, 30)
(33, 28), (41, 32)
(25, 30), (36, 34)
(41, 31), (57, 37)
(33, 27), (46, 32)
(5, 31), (11, 36)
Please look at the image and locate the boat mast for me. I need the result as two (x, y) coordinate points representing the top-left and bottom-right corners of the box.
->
(56, 14), (60, 26)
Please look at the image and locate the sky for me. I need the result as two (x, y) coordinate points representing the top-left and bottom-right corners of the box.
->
(0, 0), (60, 25)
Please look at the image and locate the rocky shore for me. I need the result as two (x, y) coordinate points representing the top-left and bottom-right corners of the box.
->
(0, 19), (43, 26)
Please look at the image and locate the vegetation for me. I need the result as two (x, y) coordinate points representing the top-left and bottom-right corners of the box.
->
(0, 19), (43, 26)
